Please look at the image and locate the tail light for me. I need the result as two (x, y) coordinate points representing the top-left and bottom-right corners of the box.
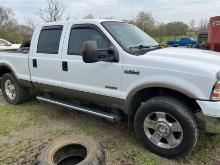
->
(211, 81), (220, 101)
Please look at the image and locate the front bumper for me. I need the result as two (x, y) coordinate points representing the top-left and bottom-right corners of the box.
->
(197, 100), (220, 133)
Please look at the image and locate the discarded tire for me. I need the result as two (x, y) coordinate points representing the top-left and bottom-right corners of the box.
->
(35, 136), (105, 165)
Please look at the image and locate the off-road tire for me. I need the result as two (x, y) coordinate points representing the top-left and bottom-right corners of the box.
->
(1, 73), (29, 104)
(134, 96), (199, 158)
(35, 136), (105, 165)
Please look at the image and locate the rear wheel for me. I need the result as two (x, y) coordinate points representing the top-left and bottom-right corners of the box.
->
(1, 73), (29, 104)
(134, 96), (198, 158)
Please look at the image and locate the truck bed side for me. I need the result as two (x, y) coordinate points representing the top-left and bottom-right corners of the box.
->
(0, 51), (31, 82)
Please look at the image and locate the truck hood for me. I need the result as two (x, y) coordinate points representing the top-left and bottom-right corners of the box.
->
(146, 47), (220, 73)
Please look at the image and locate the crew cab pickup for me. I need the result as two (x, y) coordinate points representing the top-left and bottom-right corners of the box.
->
(0, 19), (220, 158)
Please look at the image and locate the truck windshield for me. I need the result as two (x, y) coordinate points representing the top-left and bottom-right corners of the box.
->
(102, 22), (159, 55)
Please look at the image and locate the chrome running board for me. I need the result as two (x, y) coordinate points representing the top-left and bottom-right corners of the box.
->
(36, 96), (121, 122)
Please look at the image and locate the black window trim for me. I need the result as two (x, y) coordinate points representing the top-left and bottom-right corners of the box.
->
(37, 25), (63, 54)
(41, 25), (63, 31)
(67, 24), (112, 56)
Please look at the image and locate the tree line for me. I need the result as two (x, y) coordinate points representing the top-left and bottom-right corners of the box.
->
(0, 0), (209, 44)
(130, 11), (209, 43)
(0, 6), (33, 43)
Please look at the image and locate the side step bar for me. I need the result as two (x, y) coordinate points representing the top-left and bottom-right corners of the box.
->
(36, 96), (121, 122)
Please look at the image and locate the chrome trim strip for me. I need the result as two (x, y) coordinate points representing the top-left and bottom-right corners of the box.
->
(36, 96), (121, 122)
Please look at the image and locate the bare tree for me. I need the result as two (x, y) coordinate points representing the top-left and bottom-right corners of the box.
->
(135, 11), (155, 35)
(24, 17), (38, 29)
(189, 19), (196, 31)
(37, 0), (64, 22)
(0, 5), (17, 41)
(0, 6), (14, 30)
(0, 6), (32, 43)
(198, 19), (209, 32)
(154, 23), (166, 43)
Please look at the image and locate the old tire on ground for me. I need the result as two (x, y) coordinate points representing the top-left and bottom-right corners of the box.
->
(35, 136), (105, 165)
(1, 73), (29, 104)
(134, 96), (198, 158)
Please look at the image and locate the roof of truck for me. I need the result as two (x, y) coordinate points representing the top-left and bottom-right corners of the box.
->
(40, 19), (125, 27)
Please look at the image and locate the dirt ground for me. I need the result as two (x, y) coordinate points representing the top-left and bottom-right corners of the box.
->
(0, 92), (220, 165)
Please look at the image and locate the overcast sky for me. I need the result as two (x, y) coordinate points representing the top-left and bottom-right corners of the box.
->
(0, 0), (219, 26)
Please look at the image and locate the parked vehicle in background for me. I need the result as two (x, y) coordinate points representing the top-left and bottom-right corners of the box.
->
(0, 38), (21, 50)
(196, 32), (208, 49)
(0, 19), (220, 159)
(167, 37), (197, 47)
(207, 16), (220, 52)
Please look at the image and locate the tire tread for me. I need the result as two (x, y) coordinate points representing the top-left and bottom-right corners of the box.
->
(134, 96), (198, 158)
(1, 73), (29, 104)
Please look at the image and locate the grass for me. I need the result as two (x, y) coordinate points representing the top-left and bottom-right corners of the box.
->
(182, 134), (220, 164)
(0, 99), (220, 164)
(0, 103), (41, 137)
(0, 141), (29, 163)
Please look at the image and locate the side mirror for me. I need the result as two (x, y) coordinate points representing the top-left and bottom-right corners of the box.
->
(81, 41), (98, 63)
(81, 41), (119, 63)
(18, 47), (30, 54)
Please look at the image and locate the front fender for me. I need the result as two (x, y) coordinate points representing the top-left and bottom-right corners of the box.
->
(0, 61), (18, 79)
(124, 75), (212, 113)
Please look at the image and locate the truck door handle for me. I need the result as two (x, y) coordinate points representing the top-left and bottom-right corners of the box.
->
(62, 61), (68, 71)
(124, 70), (140, 75)
(33, 59), (37, 68)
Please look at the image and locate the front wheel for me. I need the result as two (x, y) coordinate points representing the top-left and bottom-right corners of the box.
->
(1, 73), (29, 104)
(134, 96), (198, 158)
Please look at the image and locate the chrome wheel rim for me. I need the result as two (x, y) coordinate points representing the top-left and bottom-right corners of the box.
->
(144, 112), (183, 149)
(5, 79), (16, 100)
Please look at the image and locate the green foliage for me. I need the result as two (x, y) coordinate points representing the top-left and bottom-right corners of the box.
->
(164, 21), (189, 38)
(130, 11), (190, 44)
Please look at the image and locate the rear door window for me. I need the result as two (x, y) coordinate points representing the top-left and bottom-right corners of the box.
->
(37, 25), (63, 54)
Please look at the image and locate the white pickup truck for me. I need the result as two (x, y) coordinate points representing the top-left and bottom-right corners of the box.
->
(0, 19), (220, 158)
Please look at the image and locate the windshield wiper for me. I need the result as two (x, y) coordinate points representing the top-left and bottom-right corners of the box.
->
(129, 44), (163, 50)
(152, 45), (163, 48)
(129, 44), (163, 56)
(129, 45), (151, 50)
